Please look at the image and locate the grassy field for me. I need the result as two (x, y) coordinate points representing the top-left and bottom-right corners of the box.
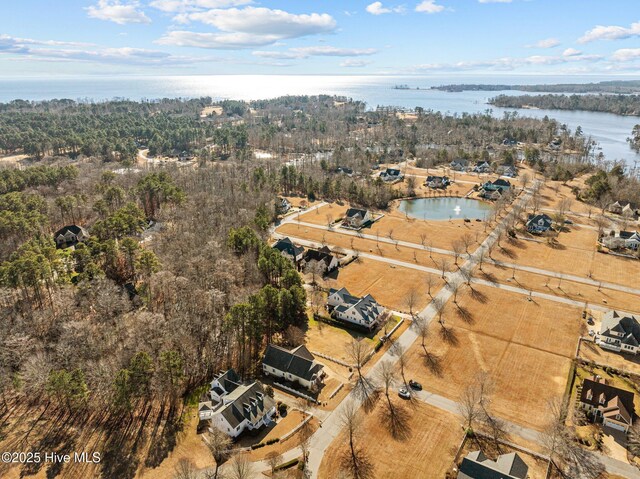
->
(276, 222), (458, 273)
(317, 401), (462, 479)
(318, 258), (444, 313)
(579, 339), (640, 376)
(403, 285), (581, 431)
(490, 228), (640, 288)
(478, 261), (640, 313)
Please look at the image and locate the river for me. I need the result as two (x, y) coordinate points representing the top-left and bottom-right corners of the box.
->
(0, 74), (638, 167)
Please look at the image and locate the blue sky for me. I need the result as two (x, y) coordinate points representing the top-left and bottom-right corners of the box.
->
(0, 0), (639, 76)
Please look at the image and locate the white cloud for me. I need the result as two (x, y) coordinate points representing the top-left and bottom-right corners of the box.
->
(526, 38), (560, 49)
(253, 46), (377, 60)
(341, 59), (372, 68)
(611, 48), (640, 62)
(415, 1), (445, 14)
(412, 52), (602, 71)
(365, 2), (404, 15)
(562, 48), (581, 57)
(0, 35), (208, 66)
(578, 21), (640, 43)
(86, 0), (151, 25)
(149, 0), (252, 13)
(158, 7), (336, 49)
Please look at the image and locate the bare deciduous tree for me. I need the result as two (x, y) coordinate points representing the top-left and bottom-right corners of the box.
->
(340, 401), (375, 479)
(345, 339), (377, 406)
(207, 428), (232, 479)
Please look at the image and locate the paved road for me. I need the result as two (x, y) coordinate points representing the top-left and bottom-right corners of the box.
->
(235, 187), (639, 478)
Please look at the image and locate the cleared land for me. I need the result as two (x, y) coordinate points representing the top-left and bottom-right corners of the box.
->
(491, 227), (640, 288)
(478, 261), (640, 313)
(276, 223), (457, 274)
(318, 401), (462, 479)
(319, 258), (444, 312)
(579, 339), (640, 376)
(403, 285), (582, 430)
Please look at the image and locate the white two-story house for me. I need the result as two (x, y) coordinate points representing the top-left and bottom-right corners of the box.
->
(596, 310), (640, 355)
(327, 287), (386, 330)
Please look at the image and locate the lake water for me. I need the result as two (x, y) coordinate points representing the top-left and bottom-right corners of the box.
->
(0, 74), (638, 167)
(397, 197), (493, 221)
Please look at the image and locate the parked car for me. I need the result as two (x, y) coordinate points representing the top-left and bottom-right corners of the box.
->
(588, 330), (595, 336)
(564, 219), (574, 225)
(408, 380), (422, 391)
(398, 388), (411, 399)
(587, 318), (594, 325)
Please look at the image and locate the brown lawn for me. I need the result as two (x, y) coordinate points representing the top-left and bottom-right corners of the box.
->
(295, 203), (350, 225)
(318, 401), (462, 479)
(403, 285), (581, 430)
(579, 339), (640, 376)
(276, 222), (457, 274)
(319, 258), (445, 313)
(491, 229), (640, 288)
(478, 261), (640, 313)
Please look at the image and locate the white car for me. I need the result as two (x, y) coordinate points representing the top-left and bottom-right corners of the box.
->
(398, 388), (411, 399)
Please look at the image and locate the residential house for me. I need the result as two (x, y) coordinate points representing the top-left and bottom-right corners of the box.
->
(54, 225), (89, 249)
(336, 166), (354, 177)
(327, 287), (386, 330)
(277, 197), (292, 214)
(457, 451), (528, 479)
(262, 344), (324, 391)
(621, 203), (638, 219)
(499, 165), (518, 178)
(198, 369), (276, 438)
(479, 189), (502, 201)
(596, 310), (640, 355)
(425, 175), (450, 189)
(450, 159), (469, 172)
(579, 375), (635, 433)
(473, 161), (492, 173)
(302, 246), (339, 274)
(343, 208), (372, 229)
(482, 179), (511, 192)
(526, 214), (553, 234)
(600, 230), (640, 251)
(273, 237), (305, 264)
(379, 168), (404, 182)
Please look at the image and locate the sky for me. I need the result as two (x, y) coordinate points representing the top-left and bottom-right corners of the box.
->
(0, 0), (639, 77)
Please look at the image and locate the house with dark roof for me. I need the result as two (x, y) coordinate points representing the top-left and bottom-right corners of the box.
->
(425, 175), (450, 189)
(336, 166), (354, 177)
(327, 287), (386, 330)
(343, 208), (372, 229)
(479, 189), (502, 201)
(379, 168), (404, 182)
(499, 165), (518, 178)
(526, 214), (553, 234)
(277, 197), (292, 214)
(302, 246), (338, 274)
(482, 179), (511, 192)
(578, 375), (635, 433)
(54, 225), (89, 249)
(262, 344), (324, 391)
(450, 159), (469, 171)
(600, 230), (640, 251)
(473, 161), (492, 173)
(457, 451), (528, 479)
(596, 311), (640, 355)
(198, 368), (276, 438)
(273, 237), (305, 264)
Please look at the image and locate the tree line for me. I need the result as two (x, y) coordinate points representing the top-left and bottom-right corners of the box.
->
(489, 93), (640, 117)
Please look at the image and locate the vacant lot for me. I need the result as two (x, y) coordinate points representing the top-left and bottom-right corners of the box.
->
(276, 222), (457, 273)
(318, 401), (462, 479)
(295, 203), (350, 225)
(579, 339), (640, 376)
(491, 228), (640, 288)
(319, 258), (444, 313)
(403, 285), (581, 430)
(479, 261), (640, 313)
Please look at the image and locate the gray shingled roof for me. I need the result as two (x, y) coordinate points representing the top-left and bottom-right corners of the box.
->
(218, 382), (275, 429)
(263, 344), (323, 381)
(600, 311), (640, 348)
(458, 451), (528, 479)
(579, 376), (635, 425)
(273, 237), (304, 258)
(329, 287), (384, 325)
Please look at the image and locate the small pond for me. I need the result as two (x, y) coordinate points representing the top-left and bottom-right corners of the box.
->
(397, 197), (492, 221)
